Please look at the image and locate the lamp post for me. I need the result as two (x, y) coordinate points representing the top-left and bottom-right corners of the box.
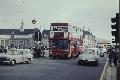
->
(32, 18), (36, 32)
(32, 18), (36, 45)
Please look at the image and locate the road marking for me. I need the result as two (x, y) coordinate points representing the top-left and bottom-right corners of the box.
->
(100, 60), (108, 80)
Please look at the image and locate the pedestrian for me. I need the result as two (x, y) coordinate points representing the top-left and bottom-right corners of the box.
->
(113, 48), (118, 67)
(34, 46), (38, 58)
(107, 47), (114, 67)
(41, 45), (45, 57)
(36, 46), (40, 58)
(38, 46), (41, 58)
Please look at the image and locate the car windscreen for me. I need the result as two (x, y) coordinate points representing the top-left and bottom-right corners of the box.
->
(83, 49), (95, 54)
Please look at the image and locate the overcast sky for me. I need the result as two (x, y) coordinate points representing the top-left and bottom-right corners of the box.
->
(0, 0), (119, 41)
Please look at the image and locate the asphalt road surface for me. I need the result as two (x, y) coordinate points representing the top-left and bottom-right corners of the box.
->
(0, 53), (107, 80)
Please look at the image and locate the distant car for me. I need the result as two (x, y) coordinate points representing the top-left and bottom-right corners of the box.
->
(99, 53), (104, 57)
(102, 48), (107, 53)
(98, 48), (105, 57)
(0, 48), (33, 66)
(78, 49), (99, 66)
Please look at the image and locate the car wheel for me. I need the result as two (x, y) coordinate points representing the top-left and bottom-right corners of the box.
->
(102, 55), (104, 57)
(10, 60), (15, 66)
(76, 55), (79, 57)
(100, 55), (104, 57)
(26, 59), (31, 64)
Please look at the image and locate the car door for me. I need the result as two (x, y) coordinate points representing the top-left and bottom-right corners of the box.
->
(15, 50), (23, 63)
(24, 50), (32, 61)
(22, 50), (27, 62)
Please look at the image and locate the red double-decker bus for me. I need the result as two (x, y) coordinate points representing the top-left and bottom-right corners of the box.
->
(49, 23), (83, 59)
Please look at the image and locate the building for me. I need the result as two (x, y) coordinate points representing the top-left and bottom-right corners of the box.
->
(83, 31), (97, 48)
(0, 29), (34, 49)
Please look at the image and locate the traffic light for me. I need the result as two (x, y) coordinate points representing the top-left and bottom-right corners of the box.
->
(34, 31), (38, 41)
(38, 31), (41, 41)
(34, 28), (41, 41)
(112, 36), (119, 43)
(111, 13), (119, 43)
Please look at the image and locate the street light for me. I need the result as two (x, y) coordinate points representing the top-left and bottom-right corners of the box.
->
(32, 18), (36, 37)
(32, 18), (36, 24)
(32, 18), (36, 29)
(32, 18), (37, 46)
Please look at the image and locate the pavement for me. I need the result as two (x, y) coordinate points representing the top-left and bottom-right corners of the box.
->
(100, 58), (116, 80)
(106, 64), (116, 80)
(104, 59), (116, 80)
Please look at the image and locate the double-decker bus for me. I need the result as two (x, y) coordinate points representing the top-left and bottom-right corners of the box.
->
(49, 23), (83, 59)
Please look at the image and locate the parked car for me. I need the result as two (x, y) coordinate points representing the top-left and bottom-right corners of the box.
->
(78, 49), (99, 66)
(0, 48), (33, 66)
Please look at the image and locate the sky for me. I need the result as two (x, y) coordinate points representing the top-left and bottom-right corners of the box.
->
(0, 0), (119, 41)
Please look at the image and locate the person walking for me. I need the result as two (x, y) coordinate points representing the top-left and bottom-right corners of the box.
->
(113, 48), (118, 67)
(107, 47), (114, 67)
(33, 46), (37, 58)
(38, 46), (41, 58)
(41, 45), (45, 57)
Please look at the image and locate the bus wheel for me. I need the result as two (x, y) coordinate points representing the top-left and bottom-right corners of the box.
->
(76, 54), (79, 57)
(64, 54), (68, 59)
(52, 57), (56, 59)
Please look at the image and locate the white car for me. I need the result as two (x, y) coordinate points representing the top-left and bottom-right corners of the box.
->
(78, 49), (99, 66)
(0, 48), (33, 66)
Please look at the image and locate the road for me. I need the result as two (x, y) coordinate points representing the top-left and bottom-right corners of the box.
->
(0, 51), (107, 80)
